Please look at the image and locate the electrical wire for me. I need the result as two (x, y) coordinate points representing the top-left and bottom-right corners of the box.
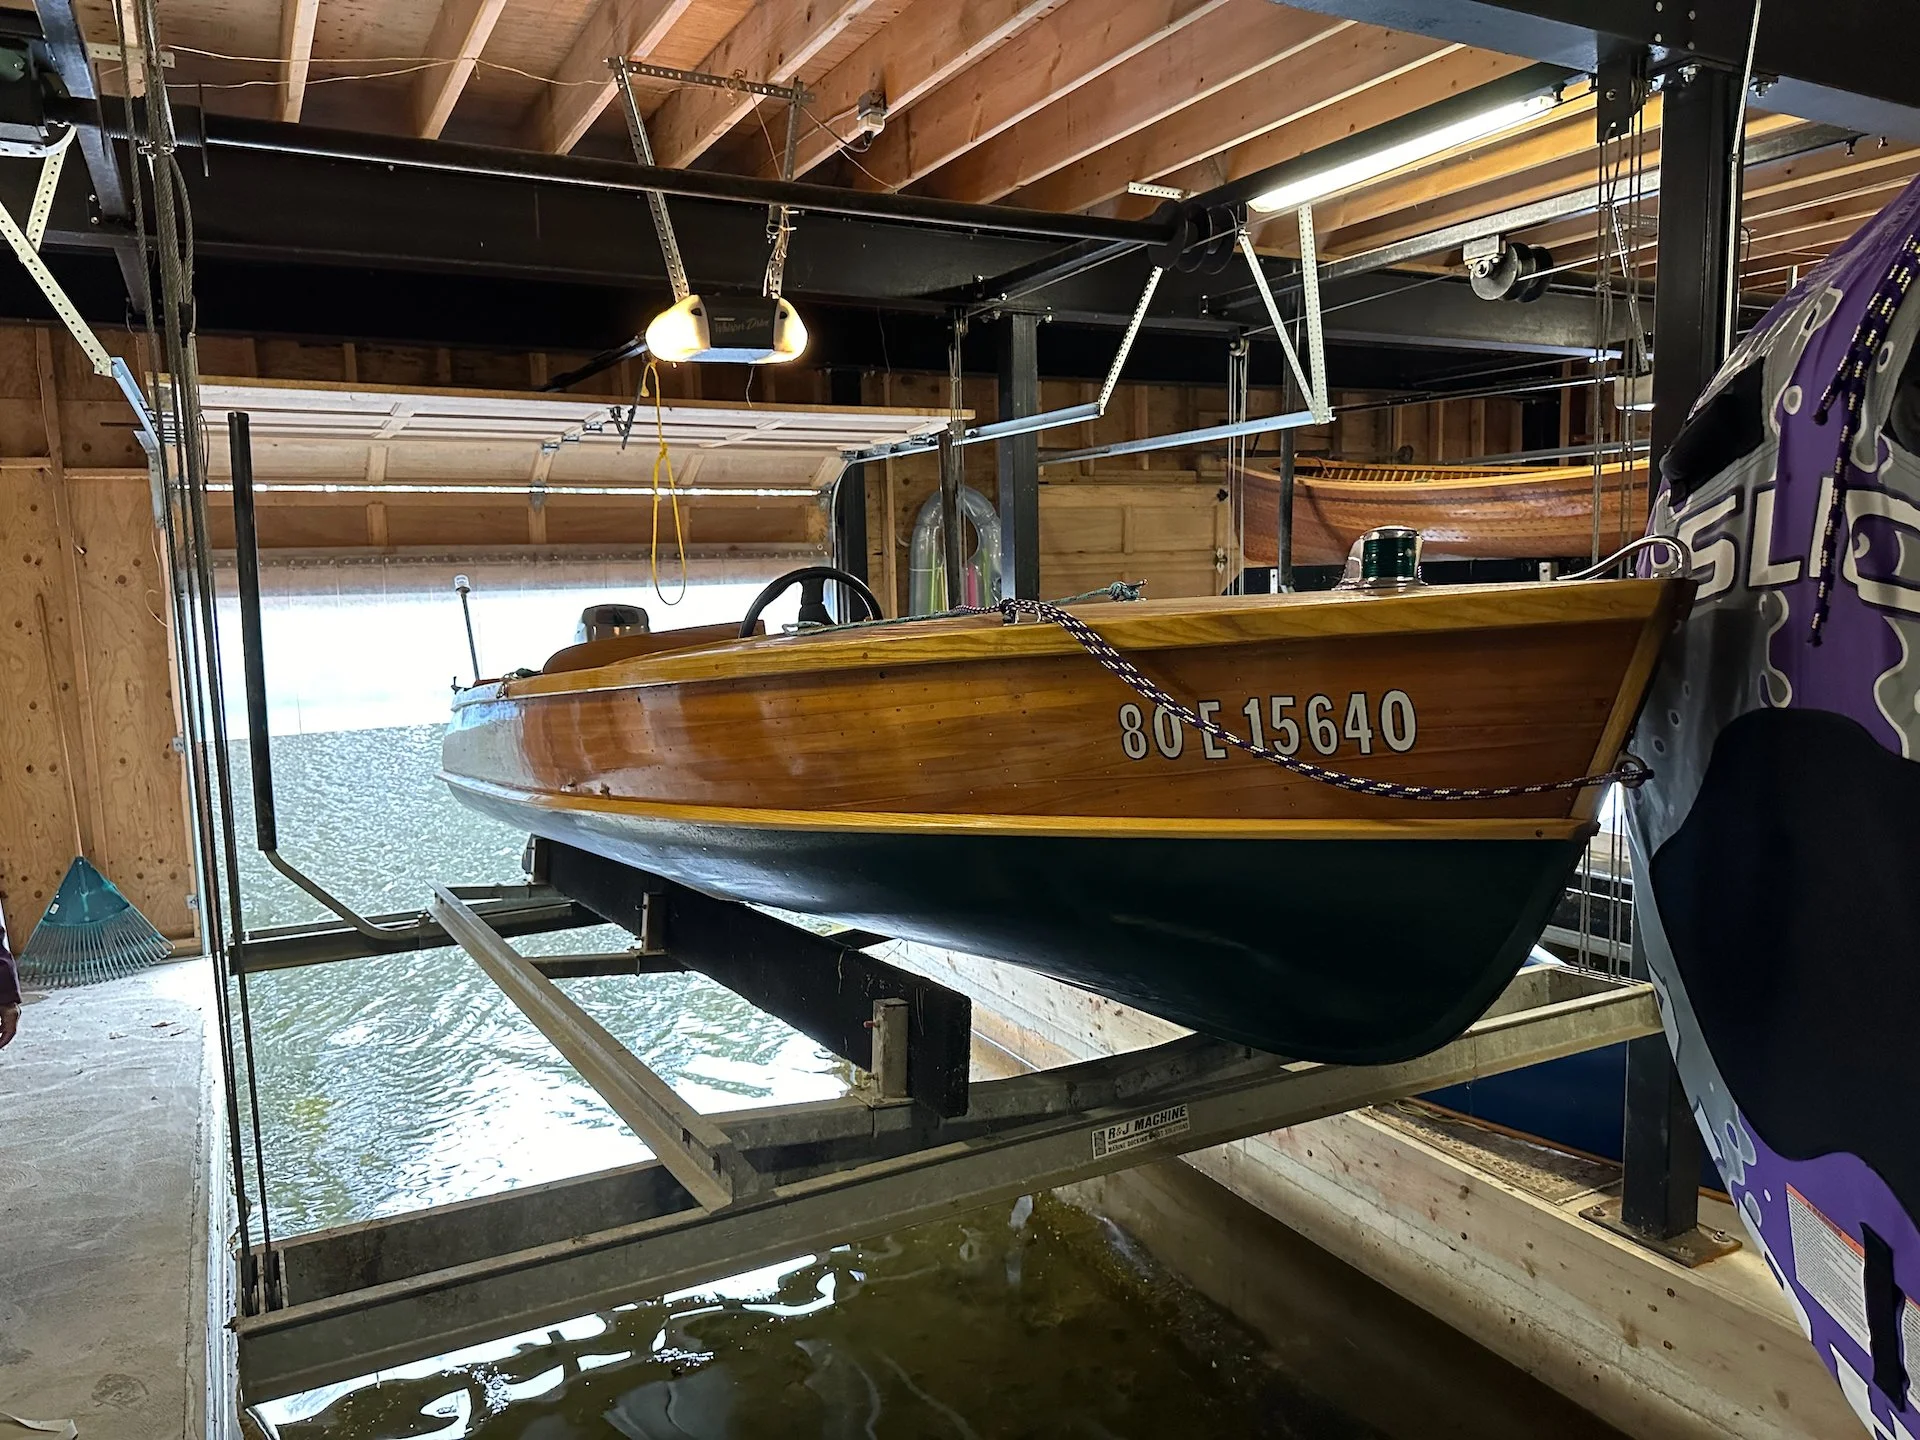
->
(133, 44), (610, 88)
(123, 0), (287, 1306)
(640, 360), (689, 605)
(801, 105), (894, 190)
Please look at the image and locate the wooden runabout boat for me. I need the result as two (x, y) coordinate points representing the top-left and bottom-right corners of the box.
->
(441, 571), (1687, 1064)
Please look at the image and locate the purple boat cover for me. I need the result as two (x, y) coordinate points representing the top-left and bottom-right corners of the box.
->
(1632, 175), (1920, 1437)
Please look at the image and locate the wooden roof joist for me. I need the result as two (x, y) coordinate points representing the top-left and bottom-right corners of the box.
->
(918, 3), (1351, 203)
(1264, 0), (1920, 140)
(765, 0), (1060, 178)
(849, 0), (1227, 193)
(646, 0), (882, 169)
(413, 0), (514, 139)
(1114, 47), (1531, 221)
(529, 0), (700, 153)
(1010, 23), (1452, 216)
(47, 0), (1920, 348)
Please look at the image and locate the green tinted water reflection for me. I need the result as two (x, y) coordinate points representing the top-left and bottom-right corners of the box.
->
(234, 727), (1344, 1438)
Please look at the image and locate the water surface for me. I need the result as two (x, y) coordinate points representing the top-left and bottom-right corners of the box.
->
(231, 725), (1334, 1438)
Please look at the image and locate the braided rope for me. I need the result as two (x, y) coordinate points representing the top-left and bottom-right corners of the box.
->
(1810, 233), (1920, 643)
(987, 596), (1651, 802)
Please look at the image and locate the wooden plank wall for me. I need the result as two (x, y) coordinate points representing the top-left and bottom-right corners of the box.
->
(0, 325), (192, 943)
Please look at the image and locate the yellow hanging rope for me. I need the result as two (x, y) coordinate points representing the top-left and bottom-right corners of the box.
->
(642, 359), (689, 605)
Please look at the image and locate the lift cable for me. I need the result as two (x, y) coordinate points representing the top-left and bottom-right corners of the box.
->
(121, 0), (282, 1309)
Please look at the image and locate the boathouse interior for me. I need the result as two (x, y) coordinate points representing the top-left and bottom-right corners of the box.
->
(0, 0), (1913, 1436)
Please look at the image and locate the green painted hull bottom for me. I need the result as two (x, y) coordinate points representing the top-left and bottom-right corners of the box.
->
(456, 790), (1586, 1064)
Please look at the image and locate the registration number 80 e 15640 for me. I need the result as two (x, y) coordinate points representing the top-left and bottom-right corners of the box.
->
(1117, 692), (1417, 762)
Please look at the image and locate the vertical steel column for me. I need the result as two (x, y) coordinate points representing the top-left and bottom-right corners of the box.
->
(996, 312), (1042, 600)
(828, 368), (869, 609)
(1648, 65), (1741, 477)
(1275, 338), (1302, 593)
(229, 411), (278, 853)
(938, 431), (964, 609)
(1620, 62), (1740, 1243)
(1275, 428), (1297, 592)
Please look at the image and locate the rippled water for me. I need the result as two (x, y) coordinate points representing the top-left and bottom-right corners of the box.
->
(227, 725), (1328, 1438)
(264, 1200), (1316, 1440)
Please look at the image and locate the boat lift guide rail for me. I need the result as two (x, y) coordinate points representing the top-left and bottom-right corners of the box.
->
(233, 904), (1659, 1402)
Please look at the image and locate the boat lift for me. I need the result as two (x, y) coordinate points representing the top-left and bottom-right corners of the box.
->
(230, 834), (1660, 1402)
(199, 390), (1663, 1404)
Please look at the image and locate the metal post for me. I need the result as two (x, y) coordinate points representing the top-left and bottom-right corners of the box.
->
(828, 368), (869, 610)
(1617, 63), (1739, 1245)
(1276, 428), (1297, 593)
(1621, 938), (1705, 1238)
(940, 318), (966, 609)
(1649, 65), (1741, 478)
(938, 430), (964, 609)
(228, 412), (277, 853)
(996, 312), (1041, 600)
(1274, 314), (1302, 594)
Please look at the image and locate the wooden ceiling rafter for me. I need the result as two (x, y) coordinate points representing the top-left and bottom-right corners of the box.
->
(413, 0), (514, 138)
(848, 0), (1226, 193)
(527, 0), (700, 153)
(62, 0), (1916, 312)
(647, 0), (888, 170)
(761, 0), (1061, 178)
(1508, 128), (1903, 263)
(1008, 24), (1452, 216)
(278, 0), (321, 123)
(1309, 108), (1797, 267)
(1116, 47), (1535, 222)
(920, 3), (1352, 204)
(1738, 216), (1885, 267)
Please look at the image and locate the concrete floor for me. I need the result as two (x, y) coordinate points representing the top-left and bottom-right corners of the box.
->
(0, 960), (226, 1440)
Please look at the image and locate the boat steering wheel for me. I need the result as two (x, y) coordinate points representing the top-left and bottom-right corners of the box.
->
(740, 565), (883, 638)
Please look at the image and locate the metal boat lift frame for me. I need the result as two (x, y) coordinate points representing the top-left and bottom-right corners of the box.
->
(231, 833), (1661, 1402)
(205, 410), (1662, 1403)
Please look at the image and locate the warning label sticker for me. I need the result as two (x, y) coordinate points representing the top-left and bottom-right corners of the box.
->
(1091, 1104), (1192, 1160)
(1787, 1185), (1871, 1350)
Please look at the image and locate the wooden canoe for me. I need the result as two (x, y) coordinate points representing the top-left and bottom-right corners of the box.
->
(1241, 458), (1649, 568)
(441, 578), (1687, 1063)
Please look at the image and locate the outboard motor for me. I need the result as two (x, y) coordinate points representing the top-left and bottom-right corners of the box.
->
(1632, 178), (1920, 1435)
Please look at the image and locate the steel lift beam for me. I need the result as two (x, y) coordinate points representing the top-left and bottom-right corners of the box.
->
(1271, 0), (1920, 141)
(232, 841), (1661, 1404)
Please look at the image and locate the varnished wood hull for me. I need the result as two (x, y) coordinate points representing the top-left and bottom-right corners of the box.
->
(442, 580), (1686, 1061)
(1242, 459), (1648, 567)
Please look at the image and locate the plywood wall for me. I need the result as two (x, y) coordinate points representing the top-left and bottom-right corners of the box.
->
(0, 325), (193, 943)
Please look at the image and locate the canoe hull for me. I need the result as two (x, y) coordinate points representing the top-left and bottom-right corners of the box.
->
(1242, 459), (1646, 567)
(450, 777), (1586, 1064)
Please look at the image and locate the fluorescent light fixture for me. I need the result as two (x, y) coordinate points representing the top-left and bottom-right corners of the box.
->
(644, 294), (809, 365)
(1248, 92), (1559, 215)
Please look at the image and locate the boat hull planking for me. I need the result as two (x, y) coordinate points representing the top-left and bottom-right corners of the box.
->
(447, 779), (1589, 1065)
